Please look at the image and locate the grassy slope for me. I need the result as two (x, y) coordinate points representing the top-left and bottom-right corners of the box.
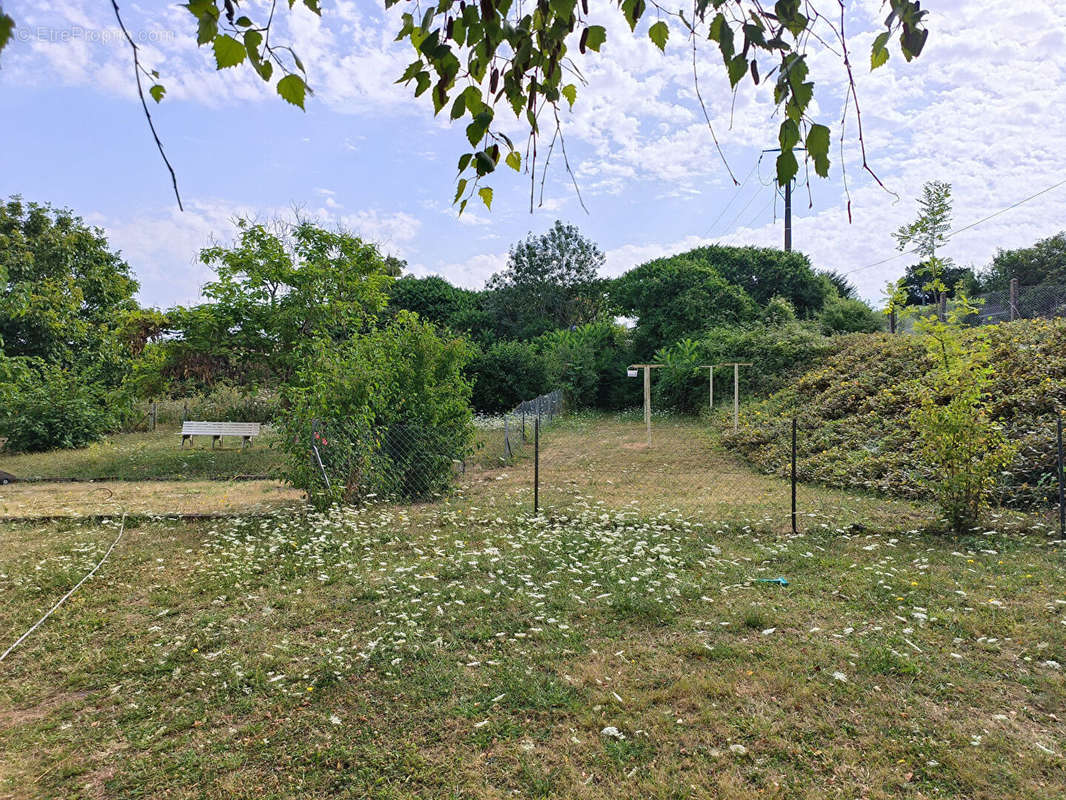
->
(727, 319), (1066, 508)
(1, 417), (1063, 798)
(0, 428), (285, 481)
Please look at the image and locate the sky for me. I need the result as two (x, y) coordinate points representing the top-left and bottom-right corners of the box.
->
(1, 0), (1065, 308)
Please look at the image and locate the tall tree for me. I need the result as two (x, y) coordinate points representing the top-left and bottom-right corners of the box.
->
(164, 217), (394, 386)
(0, 196), (138, 379)
(0, 3), (930, 211)
(893, 180), (954, 302)
(486, 220), (607, 339)
(612, 255), (758, 357)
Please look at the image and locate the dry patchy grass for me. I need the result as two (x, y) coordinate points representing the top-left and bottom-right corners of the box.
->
(0, 480), (303, 519)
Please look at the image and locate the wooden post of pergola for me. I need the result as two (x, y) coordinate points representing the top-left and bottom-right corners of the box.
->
(627, 364), (663, 444)
(705, 361), (752, 432)
(699, 365), (715, 411)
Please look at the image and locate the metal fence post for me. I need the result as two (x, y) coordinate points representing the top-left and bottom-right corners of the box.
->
(791, 416), (798, 535)
(1010, 278), (1019, 321)
(504, 416), (512, 460)
(151, 401), (157, 431)
(1057, 412), (1064, 538)
(534, 417), (540, 515)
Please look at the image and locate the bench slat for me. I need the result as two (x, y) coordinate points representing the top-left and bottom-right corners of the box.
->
(181, 422), (261, 436)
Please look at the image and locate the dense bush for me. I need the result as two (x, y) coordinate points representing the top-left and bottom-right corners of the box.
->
(538, 321), (638, 410)
(0, 362), (126, 452)
(817, 295), (885, 334)
(654, 322), (835, 412)
(469, 340), (549, 413)
(727, 319), (1066, 513)
(280, 313), (474, 508)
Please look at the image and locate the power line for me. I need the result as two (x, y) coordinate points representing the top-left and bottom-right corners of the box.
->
(844, 178), (1066, 277)
(698, 157), (762, 240)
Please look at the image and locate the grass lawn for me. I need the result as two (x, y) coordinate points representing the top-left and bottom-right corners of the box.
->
(0, 416), (1063, 798)
(0, 428), (285, 482)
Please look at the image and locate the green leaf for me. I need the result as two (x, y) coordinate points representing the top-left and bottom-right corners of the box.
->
(871, 31), (890, 69)
(584, 25), (607, 52)
(561, 83), (577, 110)
(450, 92), (466, 120)
(478, 186), (493, 210)
(0, 13), (13, 54)
(648, 20), (669, 52)
(726, 55), (747, 87)
(775, 148), (799, 186)
(235, 15), (253, 27)
(149, 83), (166, 103)
(805, 123), (831, 177)
(505, 150), (521, 171)
(193, 7), (219, 46)
(465, 111), (492, 147)
(454, 177), (468, 203)
(213, 34), (246, 69)
(778, 118), (800, 152)
(277, 74), (307, 109)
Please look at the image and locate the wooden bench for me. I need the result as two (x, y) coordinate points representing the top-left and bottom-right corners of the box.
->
(180, 421), (262, 449)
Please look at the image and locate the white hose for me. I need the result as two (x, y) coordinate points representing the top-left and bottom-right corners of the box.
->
(0, 512), (127, 663)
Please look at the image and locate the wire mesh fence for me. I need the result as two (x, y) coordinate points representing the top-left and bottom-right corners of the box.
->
(902, 283), (1066, 330)
(303, 387), (1066, 537)
(528, 408), (1066, 535)
(468, 390), (564, 470)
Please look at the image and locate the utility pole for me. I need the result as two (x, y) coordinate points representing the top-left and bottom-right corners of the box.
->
(762, 147), (803, 252)
(784, 179), (792, 252)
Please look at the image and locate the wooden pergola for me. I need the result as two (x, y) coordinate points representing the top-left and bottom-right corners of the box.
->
(698, 362), (751, 432)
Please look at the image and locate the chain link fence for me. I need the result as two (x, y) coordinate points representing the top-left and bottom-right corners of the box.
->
(901, 282), (1066, 330)
(524, 408), (1066, 535)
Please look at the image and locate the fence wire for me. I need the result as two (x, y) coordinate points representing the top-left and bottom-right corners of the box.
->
(306, 387), (1064, 536)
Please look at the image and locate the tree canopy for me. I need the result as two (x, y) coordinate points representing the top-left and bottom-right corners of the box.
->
(612, 254), (758, 357)
(0, 196), (138, 378)
(980, 232), (1066, 291)
(485, 220), (608, 339)
(159, 217), (395, 389)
